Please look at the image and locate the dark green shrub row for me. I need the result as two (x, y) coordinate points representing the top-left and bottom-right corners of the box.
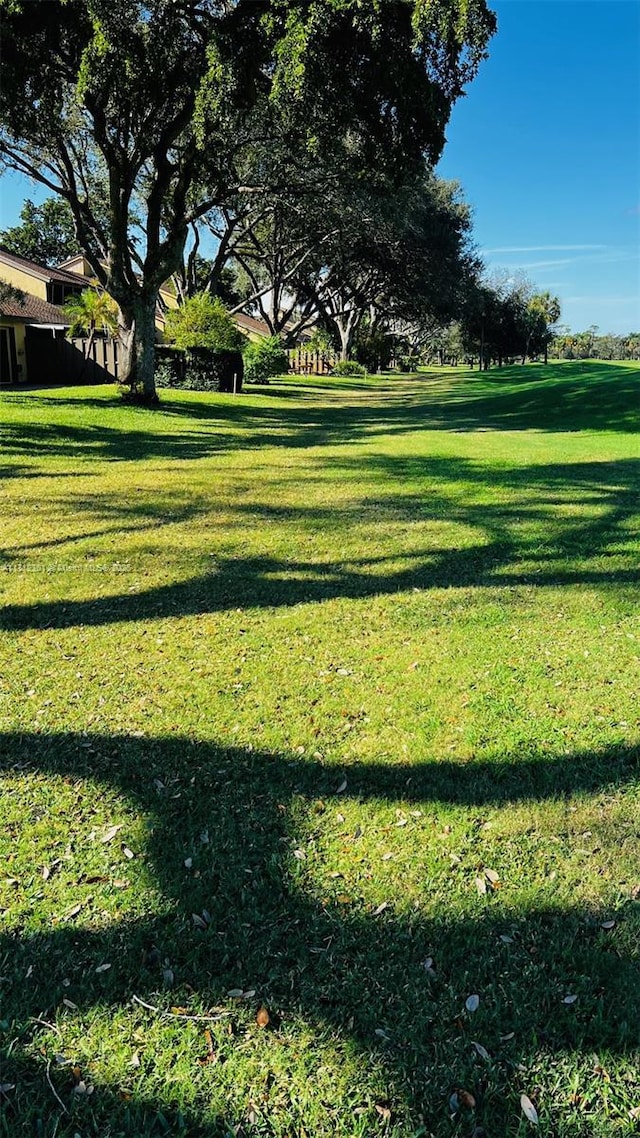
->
(155, 346), (243, 392)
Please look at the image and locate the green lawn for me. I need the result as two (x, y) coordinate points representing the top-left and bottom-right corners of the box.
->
(1, 360), (639, 1137)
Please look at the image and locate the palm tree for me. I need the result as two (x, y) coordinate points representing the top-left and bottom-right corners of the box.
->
(62, 288), (119, 356)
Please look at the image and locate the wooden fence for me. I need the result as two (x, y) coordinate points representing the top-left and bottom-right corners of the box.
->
(25, 328), (119, 385)
(287, 347), (336, 376)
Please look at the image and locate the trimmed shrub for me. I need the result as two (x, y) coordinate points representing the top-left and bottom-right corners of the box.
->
(164, 293), (247, 352)
(331, 359), (367, 377)
(155, 346), (243, 392)
(243, 335), (289, 385)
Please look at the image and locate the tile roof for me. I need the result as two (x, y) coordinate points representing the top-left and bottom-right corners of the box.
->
(0, 289), (70, 325)
(0, 247), (85, 285)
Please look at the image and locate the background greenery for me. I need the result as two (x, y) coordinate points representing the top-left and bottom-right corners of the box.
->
(1, 360), (638, 1137)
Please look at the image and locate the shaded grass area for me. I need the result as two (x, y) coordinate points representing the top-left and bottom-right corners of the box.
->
(1, 361), (639, 1136)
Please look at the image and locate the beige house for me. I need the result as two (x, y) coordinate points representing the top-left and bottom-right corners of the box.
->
(0, 250), (75, 384)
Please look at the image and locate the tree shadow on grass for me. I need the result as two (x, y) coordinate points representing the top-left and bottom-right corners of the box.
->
(1, 731), (639, 1135)
(1, 449), (638, 630)
(1, 363), (638, 470)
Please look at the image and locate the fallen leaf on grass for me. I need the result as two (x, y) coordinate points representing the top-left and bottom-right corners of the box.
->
(0, 1084), (15, 1095)
(95, 962), (111, 974)
(373, 901), (389, 916)
(198, 1028), (217, 1065)
(520, 1094), (539, 1124)
(600, 919), (616, 930)
(336, 778), (348, 794)
(101, 824), (123, 843)
(64, 903), (83, 921)
(256, 1005), (270, 1028)
(471, 1041), (491, 1060)
(374, 1101), (392, 1121)
(192, 913), (209, 930)
(62, 998), (78, 1010)
(475, 877), (487, 896)
(451, 1089), (476, 1110)
(562, 994), (578, 1004)
(122, 846), (135, 860)
(465, 994), (480, 1013)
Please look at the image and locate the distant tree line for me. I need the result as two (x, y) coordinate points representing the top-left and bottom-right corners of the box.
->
(548, 327), (640, 362)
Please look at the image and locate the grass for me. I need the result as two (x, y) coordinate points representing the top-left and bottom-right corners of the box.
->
(0, 358), (639, 1137)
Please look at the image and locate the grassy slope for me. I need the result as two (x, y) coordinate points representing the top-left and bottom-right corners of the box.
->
(0, 360), (639, 1137)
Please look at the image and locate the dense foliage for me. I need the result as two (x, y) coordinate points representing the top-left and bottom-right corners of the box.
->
(164, 293), (246, 353)
(243, 335), (289, 385)
(0, 0), (496, 398)
(0, 197), (80, 267)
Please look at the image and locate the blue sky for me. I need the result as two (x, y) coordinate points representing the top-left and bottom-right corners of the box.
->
(1, 0), (638, 334)
(437, 0), (640, 334)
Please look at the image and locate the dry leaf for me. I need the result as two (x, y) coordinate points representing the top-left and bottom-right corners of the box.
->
(562, 994), (578, 1004)
(471, 1041), (490, 1060)
(374, 1027), (390, 1041)
(64, 903), (83, 920)
(184, 858), (193, 869)
(373, 901), (389, 916)
(102, 824), (123, 843)
(256, 1005), (270, 1028)
(122, 846), (135, 860)
(465, 994), (480, 1013)
(484, 868), (500, 886)
(500, 935), (514, 944)
(475, 876), (487, 896)
(227, 988), (244, 998)
(198, 1028), (217, 1065)
(600, 919), (615, 930)
(500, 1031), (515, 1041)
(457, 1089), (476, 1109)
(62, 998), (78, 1009)
(95, 962), (111, 973)
(192, 913), (208, 930)
(336, 778), (348, 794)
(520, 1093), (539, 1125)
(374, 1101), (392, 1121)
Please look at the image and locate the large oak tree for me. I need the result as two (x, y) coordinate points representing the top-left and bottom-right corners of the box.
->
(0, 0), (496, 398)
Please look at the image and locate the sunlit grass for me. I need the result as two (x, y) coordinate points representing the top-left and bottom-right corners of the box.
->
(1, 361), (639, 1136)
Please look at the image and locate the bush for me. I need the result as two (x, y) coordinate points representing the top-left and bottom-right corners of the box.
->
(243, 335), (289, 385)
(164, 293), (247, 352)
(155, 345), (243, 392)
(330, 359), (367, 377)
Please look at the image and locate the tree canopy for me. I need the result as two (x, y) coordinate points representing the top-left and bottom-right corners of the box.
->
(0, 197), (81, 267)
(0, 0), (496, 398)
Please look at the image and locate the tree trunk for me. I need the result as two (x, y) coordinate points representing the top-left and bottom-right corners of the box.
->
(337, 321), (350, 362)
(119, 293), (159, 400)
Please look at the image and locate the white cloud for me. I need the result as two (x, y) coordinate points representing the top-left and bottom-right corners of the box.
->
(482, 244), (607, 253)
